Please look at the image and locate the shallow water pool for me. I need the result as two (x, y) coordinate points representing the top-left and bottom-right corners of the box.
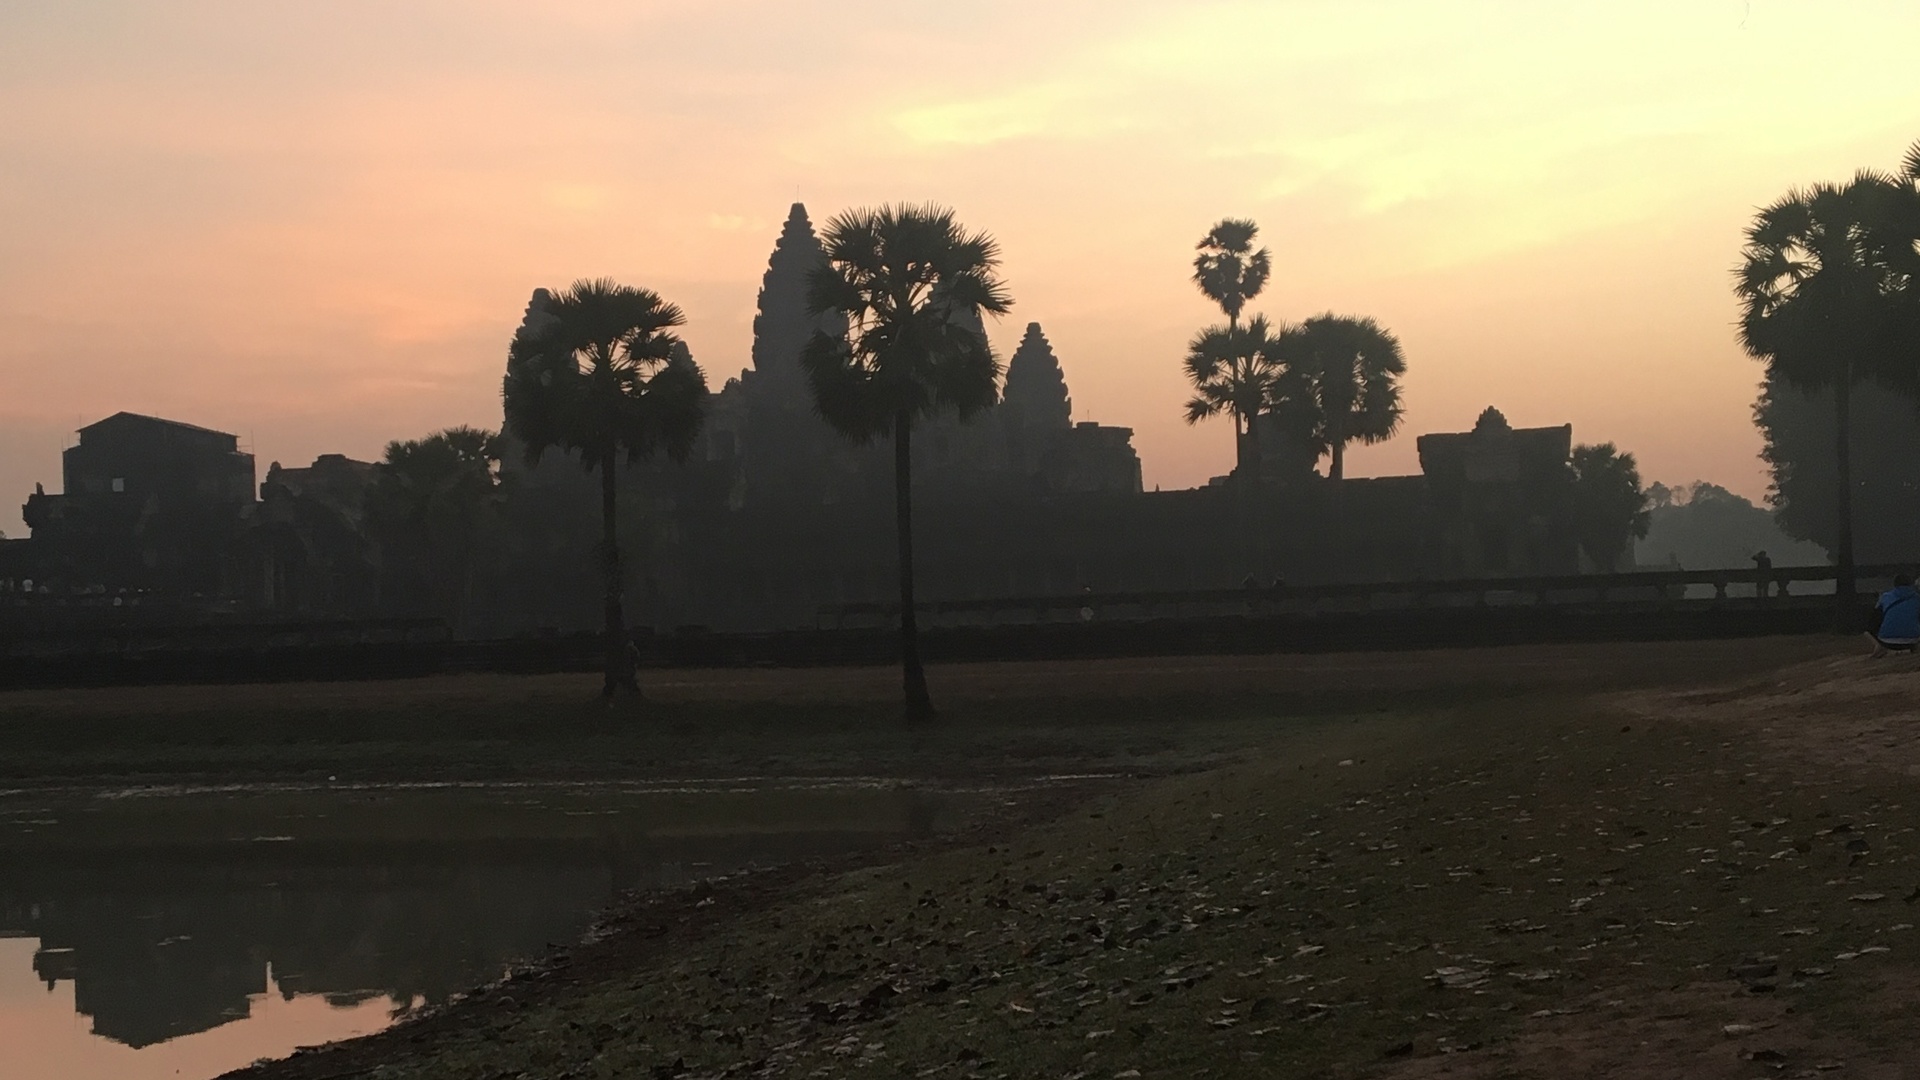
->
(0, 778), (1000, 1080)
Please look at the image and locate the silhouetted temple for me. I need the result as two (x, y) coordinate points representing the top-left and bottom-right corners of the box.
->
(17, 412), (255, 598)
(1417, 407), (1578, 576)
(693, 204), (1144, 507)
(6, 204), (1604, 633)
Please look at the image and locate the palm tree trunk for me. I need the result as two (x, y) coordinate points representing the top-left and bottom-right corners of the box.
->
(1834, 362), (1857, 624)
(1329, 437), (1345, 481)
(600, 450), (638, 697)
(894, 412), (934, 721)
(1232, 414), (1252, 479)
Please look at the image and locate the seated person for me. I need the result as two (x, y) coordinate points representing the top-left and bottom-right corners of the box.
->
(1868, 573), (1920, 656)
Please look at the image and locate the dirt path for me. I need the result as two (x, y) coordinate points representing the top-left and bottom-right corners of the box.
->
(220, 638), (1920, 1079)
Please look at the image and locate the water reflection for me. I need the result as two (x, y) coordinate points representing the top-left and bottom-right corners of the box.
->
(0, 781), (963, 1080)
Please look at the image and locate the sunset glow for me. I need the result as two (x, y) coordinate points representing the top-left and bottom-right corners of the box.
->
(4, 0), (1918, 530)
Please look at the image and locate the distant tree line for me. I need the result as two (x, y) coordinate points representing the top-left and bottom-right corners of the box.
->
(1180, 218), (1655, 571)
(1637, 481), (1827, 571)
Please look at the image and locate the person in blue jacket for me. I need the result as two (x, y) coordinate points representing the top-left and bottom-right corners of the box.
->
(1868, 573), (1920, 657)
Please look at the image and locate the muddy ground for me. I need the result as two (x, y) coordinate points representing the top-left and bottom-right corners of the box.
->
(107, 635), (1909, 1079)
(0, 637), (1838, 785)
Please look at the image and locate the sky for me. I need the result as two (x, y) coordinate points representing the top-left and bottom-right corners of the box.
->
(3, 0), (1919, 535)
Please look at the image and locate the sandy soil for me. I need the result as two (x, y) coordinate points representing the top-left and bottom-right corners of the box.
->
(1616, 649), (1920, 781)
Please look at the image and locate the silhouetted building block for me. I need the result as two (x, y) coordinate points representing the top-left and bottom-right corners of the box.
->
(61, 412), (254, 504)
(1048, 422), (1143, 494)
(19, 412), (256, 598)
(1417, 407), (1578, 575)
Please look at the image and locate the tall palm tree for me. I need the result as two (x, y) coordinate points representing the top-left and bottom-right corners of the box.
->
(1889, 140), (1920, 389)
(502, 279), (707, 697)
(1183, 315), (1295, 477)
(1279, 314), (1406, 480)
(1192, 219), (1271, 329)
(802, 204), (1011, 721)
(1190, 220), (1274, 475)
(1736, 174), (1908, 608)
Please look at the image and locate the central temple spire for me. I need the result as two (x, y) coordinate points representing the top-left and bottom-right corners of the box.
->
(1002, 322), (1072, 431)
(750, 203), (830, 398)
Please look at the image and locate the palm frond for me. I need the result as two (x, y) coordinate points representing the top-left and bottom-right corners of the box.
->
(800, 203), (1013, 439)
(501, 278), (707, 469)
(1191, 217), (1272, 319)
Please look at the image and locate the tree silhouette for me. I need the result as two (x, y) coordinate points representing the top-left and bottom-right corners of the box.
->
(502, 279), (707, 697)
(1189, 219), (1276, 476)
(1279, 314), (1406, 480)
(802, 204), (1011, 721)
(1736, 172), (1910, 607)
(1756, 371), (1920, 564)
(366, 426), (502, 634)
(1891, 140), (1920, 394)
(1183, 315), (1296, 478)
(1567, 442), (1651, 572)
(1192, 219), (1271, 329)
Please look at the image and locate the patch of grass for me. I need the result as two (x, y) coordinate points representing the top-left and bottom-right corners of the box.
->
(0, 638), (1837, 784)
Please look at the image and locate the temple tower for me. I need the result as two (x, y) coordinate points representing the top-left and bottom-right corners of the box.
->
(750, 203), (831, 398)
(1001, 322), (1072, 431)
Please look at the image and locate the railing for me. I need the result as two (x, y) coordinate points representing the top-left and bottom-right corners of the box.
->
(818, 563), (1902, 629)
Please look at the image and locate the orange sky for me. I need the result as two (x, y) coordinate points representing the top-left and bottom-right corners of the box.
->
(4, 0), (1918, 533)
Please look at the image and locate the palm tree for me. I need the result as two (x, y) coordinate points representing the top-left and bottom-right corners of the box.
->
(802, 205), (1010, 721)
(366, 426), (503, 633)
(1279, 314), (1406, 480)
(1183, 315), (1296, 477)
(1736, 173), (1909, 607)
(501, 279), (708, 697)
(1567, 442), (1652, 572)
(1190, 220), (1275, 475)
(1889, 140), (1920, 389)
(1192, 219), (1271, 329)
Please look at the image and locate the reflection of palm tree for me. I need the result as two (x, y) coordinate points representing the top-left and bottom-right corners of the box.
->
(502, 279), (707, 697)
(1192, 219), (1271, 329)
(1736, 174), (1908, 606)
(1280, 315), (1406, 480)
(802, 205), (1011, 721)
(1183, 316), (1289, 478)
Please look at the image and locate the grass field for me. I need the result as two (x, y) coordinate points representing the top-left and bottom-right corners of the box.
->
(0, 637), (1840, 785)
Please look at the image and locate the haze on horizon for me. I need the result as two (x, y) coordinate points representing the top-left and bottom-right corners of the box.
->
(3, 0), (1918, 534)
